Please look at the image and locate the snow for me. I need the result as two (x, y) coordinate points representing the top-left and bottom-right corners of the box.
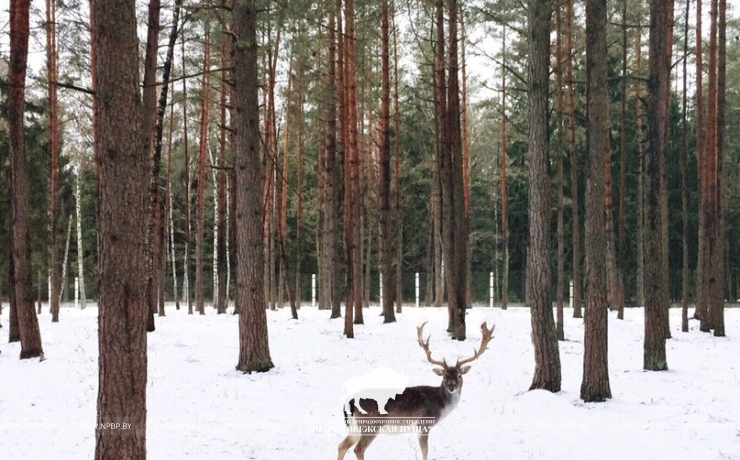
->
(1, 303), (739, 459)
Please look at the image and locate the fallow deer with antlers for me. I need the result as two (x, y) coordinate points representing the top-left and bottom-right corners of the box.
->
(337, 321), (495, 460)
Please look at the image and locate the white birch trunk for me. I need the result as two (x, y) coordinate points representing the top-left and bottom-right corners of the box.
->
(225, 173), (231, 306)
(59, 217), (72, 305)
(169, 171), (178, 304)
(208, 147), (218, 307)
(75, 170), (87, 309)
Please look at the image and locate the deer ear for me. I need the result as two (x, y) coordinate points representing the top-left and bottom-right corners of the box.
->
(459, 365), (471, 374)
(432, 368), (445, 376)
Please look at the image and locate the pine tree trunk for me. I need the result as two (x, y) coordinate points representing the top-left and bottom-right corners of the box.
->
(8, 255), (21, 342)
(339, 0), (354, 337)
(713, 0), (726, 337)
(295, 42), (306, 311)
(581, 0), (612, 402)
(644, 0), (671, 371)
(323, 11), (338, 316)
(554, 2), (565, 341)
(435, 0), (453, 333)
(142, 0), (161, 331)
(527, 0), (560, 392)
(693, 0), (704, 322)
(460, 6), (472, 308)
(380, 0), (396, 323)
(699, 0), (718, 333)
(392, 5), (403, 313)
(432, 130), (444, 309)
(617, 0), (628, 320)
(88, 0), (101, 259)
(92, 0), (148, 454)
(46, 0), (61, 323)
(148, 0), (182, 318)
(447, 0), (467, 340)
(680, 0), (690, 332)
(605, 139), (624, 315)
(566, 0), (581, 318)
(500, 24), (509, 311)
(635, 16), (645, 309)
(9, 0), (44, 359)
(234, 0), (274, 372)
(345, 0), (363, 327)
(335, 0), (350, 329)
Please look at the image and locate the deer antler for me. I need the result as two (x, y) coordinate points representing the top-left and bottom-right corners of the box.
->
(417, 322), (448, 369)
(455, 322), (495, 367)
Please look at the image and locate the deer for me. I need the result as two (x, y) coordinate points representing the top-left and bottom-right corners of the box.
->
(337, 321), (495, 460)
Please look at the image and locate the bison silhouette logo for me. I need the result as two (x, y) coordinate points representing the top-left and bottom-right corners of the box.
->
(342, 368), (408, 415)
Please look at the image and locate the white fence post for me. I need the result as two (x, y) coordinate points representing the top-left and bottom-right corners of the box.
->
(569, 280), (574, 309)
(415, 272), (420, 308)
(489, 272), (494, 308)
(380, 275), (384, 307)
(311, 274), (316, 308)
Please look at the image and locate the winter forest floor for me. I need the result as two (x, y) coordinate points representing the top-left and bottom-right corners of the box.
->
(1, 303), (739, 459)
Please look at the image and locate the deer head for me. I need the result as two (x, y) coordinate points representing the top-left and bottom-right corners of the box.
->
(417, 321), (495, 394)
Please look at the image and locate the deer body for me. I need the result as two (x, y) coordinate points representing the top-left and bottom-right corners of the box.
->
(337, 322), (494, 460)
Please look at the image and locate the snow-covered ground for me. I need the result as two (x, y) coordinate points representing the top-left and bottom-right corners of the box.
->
(1, 302), (739, 459)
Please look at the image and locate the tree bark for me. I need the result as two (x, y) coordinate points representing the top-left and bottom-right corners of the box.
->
(617, 0), (628, 321)
(527, 0), (560, 392)
(46, 0), (61, 323)
(644, 0), (672, 371)
(447, 0), (467, 341)
(295, 33), (306, 312)
(693, 0), (704, 323)
(635, 15), (645, 309)
(581, 0), (612, 402)
(142, 0), (161, 332)
(92, 0), (148, 454)
(233, 0), (274, 372)
(566, 0), (581, 318)
(8, 254), (21, 342)
(345, 0), (363, 328)
(380, 0), (396, 324)
(435, 0), (454, 333)
(713, 0), (726, 337)
(323, 10), (339, 317)
(500, 24), (509, 311)
(680, 0), (690, 333)
(9, 0), (44, 359)
(699, 0), (724, 335)
(460, 5), (472, 308)
(392, 6), (403, 314)
(554, 1), (565, 341)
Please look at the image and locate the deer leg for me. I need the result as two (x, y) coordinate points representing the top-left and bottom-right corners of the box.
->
(337, 433), (360, 460)
(418, 433), (429, 460)
(353, 434), (378, 460)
